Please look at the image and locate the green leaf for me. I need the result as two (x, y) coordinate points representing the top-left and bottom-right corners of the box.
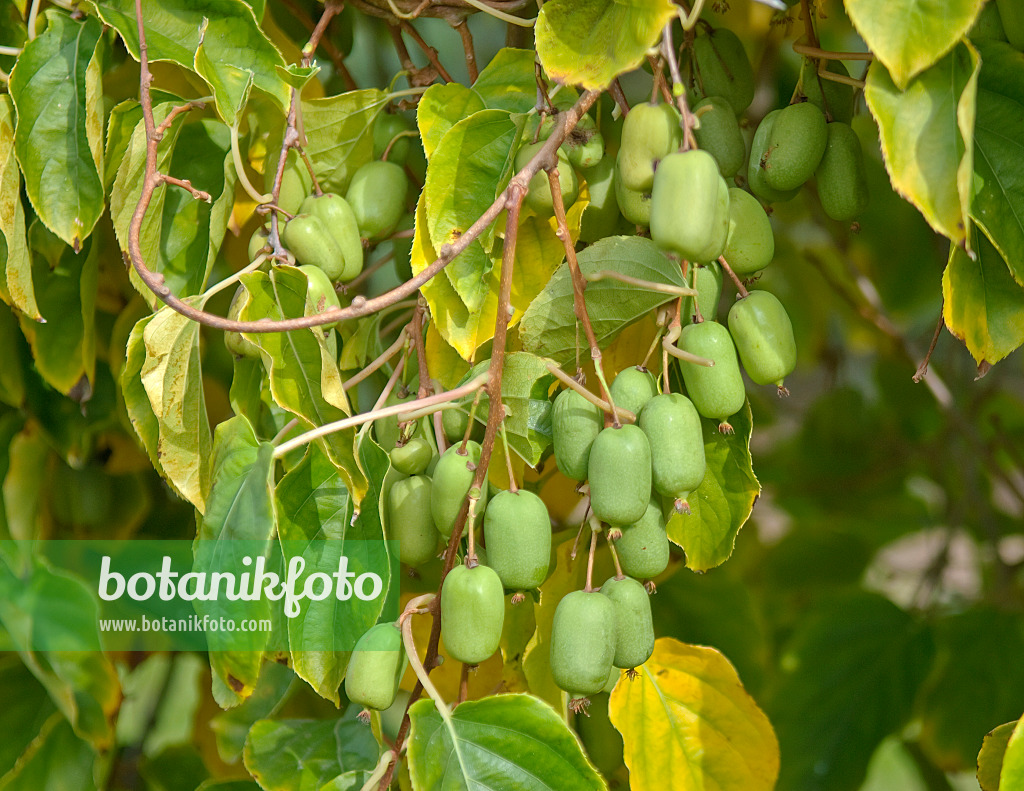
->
(1001, 717), (1024, 791)
(417, 83), (487, 160)
(407, 693), (606, 791)
(209, 661), (295, 763)
(424, 109), (522, 313)
(0, 656), (55, 776)
(917, 609), (1024, 771)
(16, 236), (98, 396)
(610, 638), (779, 791)
(942, 232), (1024, 366)
(195, 414), (276, 708)
(8, 11), (105, 249)
(519, 235), (684, 365)
(767, 592), (935, 791)
(978, 720), (1017, 791)
(471, 48), (539, 114)
(195, 41), (254, 127)
(0, 96), (33, 315)
(971, 40), (1024, 283)
(665, 403), (760, 572)
(459, 352), (555, 466)
(242, 709), (379, 791)
(536, 0), (675, 90)
(138, 303), (213, 511)
(301, 90), (389, 193)
(86, 0), (290, 110)
(0, 714), (98, 790)
(845, 0), (983, 89)
(865, 42), (980, 250)
(121, 313), (170, 487)
(240, 267), (366, 500)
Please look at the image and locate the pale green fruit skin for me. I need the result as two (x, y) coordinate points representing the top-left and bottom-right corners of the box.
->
(614, 166), (652, 226)
(799, 59), (854, 124)
(299, 194), (364, 282)
(814, 122), (869, 222)
(575, 692), (624, 776)
(600, 575), (655, 669)
(282, 214), (344, 273)
(682, 262), (724, 323)
(552, 388), (603, 481)
(617, 103), (682, 192)
(724, 188), (775, 275)
(579, 156), (622, 243)
(550, 590), (617, 698)
(248, 227), (270, 263)
(344, 623), (406, 711)
(346, 160), (408, 240)
(692, 96), (746, 177)
(376, 389), (415, 450)
(547, 113), (604, 170)
(431, 442), (488, 538)
(483, 489), (552, 590)
(692, 27), (755, 112)
(764, 102), (828, 191)
(639, 393), (706, 503)
(440, 564), (505, 664)
(615, 498), (669, 579)
(651, 151), (730, 263)
(677, 321), (746, 423)
(270, 149), (314, 215)
(727, 290), (797, 387)
(373, 112), (414, 164)
(224, 285), (260, 359)
(516, 142), (579, 216)
(588, 425), (652, 526)
(389, 437), (433, 475)
(388, 475), (438, 567)
(748, 110), (800, 204)
(299, 265), (342, 331)
(997, 0), (1024, 48)
(973, 1), (1007, 40)
(441, 407), (484, 445)
(609, 367), (659, 418)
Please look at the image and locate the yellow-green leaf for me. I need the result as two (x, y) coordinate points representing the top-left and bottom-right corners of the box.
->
(0, 96), (33, 315)
(1000, 716), (1024, 791)
(865, 42), (979, 250)
(610, 638), (779, 791)
(536, 0), (676, 90)
(845, 0), (983, 89)
(978, 720), (1017, 791)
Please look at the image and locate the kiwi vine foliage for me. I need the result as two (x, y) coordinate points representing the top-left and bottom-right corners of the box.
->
(0, 0), (1024, 790)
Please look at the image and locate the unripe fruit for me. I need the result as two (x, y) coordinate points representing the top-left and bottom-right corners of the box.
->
(609, 366), (658, 418)
(376, 389), (415, 450)
(639, 393), (706, 510)
(552, 388), (603, 481)
(248, 226), (270, 263)
(615, 498), (670, 579)
(617, 103), (681, 192)
(282, 214), (344, 273)
(431, 442), (488, 538)
(224, 285), (260, 359)
(677, 320), (746, 429)
(651, 150), (730, 263)
(389, 437), (433, 475)
(724, 188), (775, 275)
(579, 156), (622, 243)
(764, 102), (828, 191)
(516, 142), (579, 217)
(440, 564), (505, 664)
(748, 110), (800, 204)
(614, 168), (652, 227)
(692, 27), (755, 113)
(727, 290), (797, 388)
(575, 693), (624, 777)
(483, 489), (552, 590)
(600, 576), (655, 669)
(346, 160), (408, 241)
(544, 112), (605, 170)
(588, 425), (652, 526)
(299, 264), (342, 329)
(344, 623), (406, 711)
(441, 407), (484, 445)
(388, 475), (438, 567)
(972, 1), (1008, 41)
(814, 122), (869, 222)
(799, 59), (855, 124)
(299, 194), (364, 282)
(997, 0), (1024, 49)
(692, 96), (746, 178)
(270, 148), (313, 215)
(682, 263), (724, 323)
(392, 213), (415, 281)
(373, 112), (415, 164)
(550, 590), (617, 700)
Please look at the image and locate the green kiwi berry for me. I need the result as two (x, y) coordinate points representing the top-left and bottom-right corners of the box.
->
(588, 424), (652, 526)
(579, 156), (622, 243)
(550, 590), (617, 703)
(615, 497), (670, 580)
(814, 122), (869, 222)
(727, 289), (797, 389)
(677, 320), (746, 431)
(282, 214), (344, 274)
(723, 188), (775, 276)
(639, 393), (706, 512)
(516, 141), (579, 216)
(692, 96), (746, 178)
(748, 110), (800, 204)
(388, 475), (439, 567)
(440, 563), (505, 665)
(270, 148), (313, 215)
(389, 437), (433, 475)
(614, 166), (652, 227)
(763, 102), (828, 192)
(552, 388), (604, 481)
(692, 27), (755, 112)
(344, 623), (406, 711)
(682, 263), (724, 323)
(483, 489), (552, 591)
(600, 575), (655, 669)
(373, 112), (415, 165)
(431, 442), (488, 538)
(617, 102), (682, 193)
(609, 366), (659, 418)
(799, 59), (855, 124)
(651, 150), (730, 263)
(298, 194), (364, 282)
(346, 160), (408, 241)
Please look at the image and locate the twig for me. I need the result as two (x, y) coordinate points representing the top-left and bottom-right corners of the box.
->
(458, 662), (470, 705)
(792, 40), (874, 61)
(913, 309), (945, 383)
(301, 0), (344, 65)
(358, 752), (397, 791)
(154, 100), (207, 138)
(544, 361), (636, 424)
(343, 328), (409, 391)
(609, 80), (630, 116)
(271, 418), (300, 445)
(400, 20), (454, 83)
(410, 302), (431, 399)
(279, 0), (358, 89)
(585, 270), (697, 298)
(160, 175), (211, 201)
(661, 24), (699, 151)
(387, 23), (417, 77)
(344, 250), (394, 292)
(453, 20), (478, 82)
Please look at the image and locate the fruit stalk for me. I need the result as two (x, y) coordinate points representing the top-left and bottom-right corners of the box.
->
(718, 255), (750, 298)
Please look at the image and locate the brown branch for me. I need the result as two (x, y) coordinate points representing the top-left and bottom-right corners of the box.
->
(400, 20), (454, 83)
(609, 79), (630, 116)
(411, 302), (431, 400)
(302, 0), (344, 66)
(279, 0), (358, 89)
(661, 24), (698, 151)
(154, 100), (206, 138)
(913, 309), (945, 383)
(160, 175), (211, 201)
(387, 23), (417, 77)
(718, 256), (749, 298)
(453, 19), (478, 82)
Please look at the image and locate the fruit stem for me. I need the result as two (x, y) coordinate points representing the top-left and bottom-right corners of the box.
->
(201, 254), (268, 301)
(465, 496), (479, 563)
(399, 594), (461, 732)
(663, 340), (714, 367)
(584, 526), (598, 591)
(660, 25), (700, 151)
(718, 256), (749, 299)
(381, 130), (418, 162)
(570, 504), (591, 560)
(607, 531), (625, 579)
(344, 328), (409, 391)
(641, 323), (666, 371)
(460, 388), (484, 453)
(544, 362), (636, 424)
(499, 412), (518, 493)
(584, 270), (698, 298)
(229, 122), (274, 204)
(358, 751), (397, 791)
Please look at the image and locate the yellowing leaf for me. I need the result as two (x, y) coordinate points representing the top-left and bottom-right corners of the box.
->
(610, 638), (779, 791)
(978, 720), (1017, 791)
(536, 0), (676, 90)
